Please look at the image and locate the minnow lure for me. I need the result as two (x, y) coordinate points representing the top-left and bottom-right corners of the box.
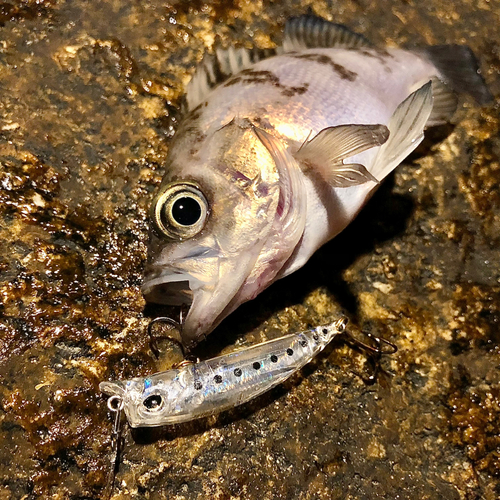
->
(100, 318), (348, 427)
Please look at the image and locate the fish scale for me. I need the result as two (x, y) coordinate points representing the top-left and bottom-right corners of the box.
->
(196, 48), (434, 140)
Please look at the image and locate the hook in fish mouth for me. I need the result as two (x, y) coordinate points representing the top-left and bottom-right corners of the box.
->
(141, 269), (202, 348)
(147, 316), (186, 359)
(140, 237), (271, 349)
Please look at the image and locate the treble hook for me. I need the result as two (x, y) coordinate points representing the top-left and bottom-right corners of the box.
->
(344, 329), (397, 356)
(148, 316), (185, 359)
(342, 326), (397, 383)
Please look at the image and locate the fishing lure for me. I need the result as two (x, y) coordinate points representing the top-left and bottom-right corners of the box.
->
(100, 318), (350, 428)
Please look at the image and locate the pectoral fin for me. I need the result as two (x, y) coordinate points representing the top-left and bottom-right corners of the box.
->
(321, 163), (380, 187)
(294, 124), (389, 187)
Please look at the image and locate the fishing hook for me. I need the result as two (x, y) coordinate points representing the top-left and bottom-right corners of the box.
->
(147, 316), (185, 359)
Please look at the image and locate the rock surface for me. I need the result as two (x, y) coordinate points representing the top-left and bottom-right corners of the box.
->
(0, 0), (499, 498)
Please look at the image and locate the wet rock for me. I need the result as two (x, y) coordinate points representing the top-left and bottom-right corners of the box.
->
(0, 0), (499, 498)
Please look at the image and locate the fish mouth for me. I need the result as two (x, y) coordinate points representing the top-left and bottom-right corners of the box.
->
(141, 262), (248, 350)
(141, 249), (263, 350)
(141, 269), (200, 348)
(141, 270), (195, 307)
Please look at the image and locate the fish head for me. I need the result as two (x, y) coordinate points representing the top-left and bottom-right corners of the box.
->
(142, 120), (304, 349)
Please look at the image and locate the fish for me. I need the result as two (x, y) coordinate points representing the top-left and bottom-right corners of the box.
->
(100, 319), (347, 427)
(142, 14), (491, 350)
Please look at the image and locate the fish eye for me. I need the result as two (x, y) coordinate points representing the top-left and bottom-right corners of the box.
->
(152, 182), (209, 239)
(171, 196), (201, 226)
(143, 394), (163, 412)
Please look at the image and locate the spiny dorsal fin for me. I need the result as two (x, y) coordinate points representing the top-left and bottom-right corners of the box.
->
(283, 14), (372, 53)
(185, 15), (374, 110)
(185, 46), (276, 111)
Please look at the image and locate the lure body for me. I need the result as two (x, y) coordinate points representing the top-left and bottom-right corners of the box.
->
(100, 321), (344, 427)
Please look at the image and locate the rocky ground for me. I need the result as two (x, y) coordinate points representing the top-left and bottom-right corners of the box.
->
(0, 0), (499, 498)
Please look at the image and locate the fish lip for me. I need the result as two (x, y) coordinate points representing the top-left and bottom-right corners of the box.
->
(141, 266), (213, 349)
(141, 267), (232, 350)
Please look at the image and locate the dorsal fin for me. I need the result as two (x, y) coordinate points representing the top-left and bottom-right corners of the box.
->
(185, 46), (276, 111)
(185, 15), (373, 110)
(283, 14), (372, 53)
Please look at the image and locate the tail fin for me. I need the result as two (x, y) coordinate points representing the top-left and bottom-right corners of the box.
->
(423, 45), (493, 105)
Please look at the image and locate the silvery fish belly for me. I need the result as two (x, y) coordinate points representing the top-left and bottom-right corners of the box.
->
(142, 15), (491, 349)
(100, 321), (344, 427)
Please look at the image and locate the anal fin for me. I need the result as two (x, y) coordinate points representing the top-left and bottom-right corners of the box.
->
(370, 81), (433, 181)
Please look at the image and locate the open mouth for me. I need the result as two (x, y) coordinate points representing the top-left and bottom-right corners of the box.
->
(141, 271), (194, 307)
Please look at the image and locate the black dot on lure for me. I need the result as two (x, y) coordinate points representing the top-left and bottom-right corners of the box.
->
(143, 394), (163, 410)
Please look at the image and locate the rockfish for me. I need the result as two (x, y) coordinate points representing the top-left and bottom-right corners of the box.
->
(142, 14), (491, 349)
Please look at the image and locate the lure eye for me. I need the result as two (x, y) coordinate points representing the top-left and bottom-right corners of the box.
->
(151, 182), (209, 240)
(143, 394), (163, 412)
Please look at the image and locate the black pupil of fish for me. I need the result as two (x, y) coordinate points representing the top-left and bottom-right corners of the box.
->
(171, 196), (201, 226)
(143, 394), (162, 410)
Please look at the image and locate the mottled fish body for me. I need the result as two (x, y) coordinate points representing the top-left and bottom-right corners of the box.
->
(182, 47), (438, 270)
(143, 15), (491, 348)
(189, 47), (434, 134)
(100, 320), (345, 427)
